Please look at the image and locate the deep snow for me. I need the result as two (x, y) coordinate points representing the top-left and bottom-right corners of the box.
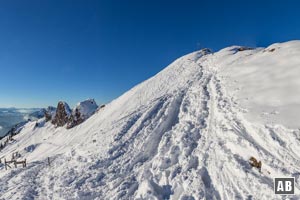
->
(0, 41), (300, 200)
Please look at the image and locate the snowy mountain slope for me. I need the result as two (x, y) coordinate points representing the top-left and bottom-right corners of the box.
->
(215, 41), (300, 129)
(0, 41), (300, 199)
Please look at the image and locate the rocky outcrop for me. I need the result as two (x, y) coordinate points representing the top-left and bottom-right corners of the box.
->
(67, 99), (98, 129)
(48, 99), (98, 128)
(44, 106), (57, 122)
(51, 102), (71, 127)
(67, 108), (84, 129)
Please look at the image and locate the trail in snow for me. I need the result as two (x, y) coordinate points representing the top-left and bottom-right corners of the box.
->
(1, 42), (300, 199)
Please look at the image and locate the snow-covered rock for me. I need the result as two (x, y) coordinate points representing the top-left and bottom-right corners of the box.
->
(76, 99), (98, 118)
(44, 106), (57, 122)
(1, 41), (300, 199)
(67, 99), (98, 129)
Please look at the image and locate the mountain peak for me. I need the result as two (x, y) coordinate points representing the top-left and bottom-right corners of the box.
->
(1, 41), (300, 199)
(51, 101), (72, 127)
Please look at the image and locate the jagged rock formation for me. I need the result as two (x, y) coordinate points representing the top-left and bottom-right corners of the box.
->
(48, 99), (98, 129)
(44, 106), (57, 122)
(67, 108), (84, 129)
(67, 99), (98, 129)
(51, 102), (71, 127)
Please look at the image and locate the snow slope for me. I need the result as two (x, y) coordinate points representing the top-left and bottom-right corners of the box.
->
(216, 41), (300, 129)
(0, 41), (300, 200)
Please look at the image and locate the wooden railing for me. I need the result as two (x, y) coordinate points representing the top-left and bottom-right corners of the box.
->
(4, 158), (27, 170)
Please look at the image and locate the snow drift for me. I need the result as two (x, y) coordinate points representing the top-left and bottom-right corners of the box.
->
(0, 41), (300, 200)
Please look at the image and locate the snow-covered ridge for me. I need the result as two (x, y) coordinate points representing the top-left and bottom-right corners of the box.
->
(216, 40), (300, 128)
(0, 41), (300, 199)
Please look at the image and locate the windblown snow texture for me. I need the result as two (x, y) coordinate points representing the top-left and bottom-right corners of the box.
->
(0, 41), (300, 199)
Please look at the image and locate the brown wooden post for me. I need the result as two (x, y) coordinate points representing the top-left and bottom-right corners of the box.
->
(4, 158), (7, 170)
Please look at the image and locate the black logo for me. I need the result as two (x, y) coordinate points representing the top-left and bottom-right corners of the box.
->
(274, 178), (295, 195)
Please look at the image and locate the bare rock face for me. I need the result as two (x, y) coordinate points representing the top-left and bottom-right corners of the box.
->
(67, 99), (98, 129)
(52, 102), (71, 127)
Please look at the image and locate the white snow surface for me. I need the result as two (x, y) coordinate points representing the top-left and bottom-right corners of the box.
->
(0, 41), (300, 200)
(74, 99), (98, 119)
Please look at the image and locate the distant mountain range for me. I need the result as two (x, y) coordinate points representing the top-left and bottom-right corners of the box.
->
(0, 108), (42, 137)
(0, 99), (99, 138)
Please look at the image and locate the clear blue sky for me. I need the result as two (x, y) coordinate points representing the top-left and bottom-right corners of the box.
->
(0, 0), (299, 108)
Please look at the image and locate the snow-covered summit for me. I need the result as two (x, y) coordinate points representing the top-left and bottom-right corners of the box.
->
(73, 99), (98, 119)
(216, 40), (300, 128)
(0, 41), (300, 199)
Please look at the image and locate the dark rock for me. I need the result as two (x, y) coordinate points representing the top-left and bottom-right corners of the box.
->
(67, 99), (98, 129)
(44, 106), (56, 122)
(52, 101), (71, 127)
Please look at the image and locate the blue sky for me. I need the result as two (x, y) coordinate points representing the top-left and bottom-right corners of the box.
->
(0, 0), (299, 108)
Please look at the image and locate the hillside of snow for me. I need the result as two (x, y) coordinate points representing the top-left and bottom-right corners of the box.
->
(0, 41), (300, 199)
